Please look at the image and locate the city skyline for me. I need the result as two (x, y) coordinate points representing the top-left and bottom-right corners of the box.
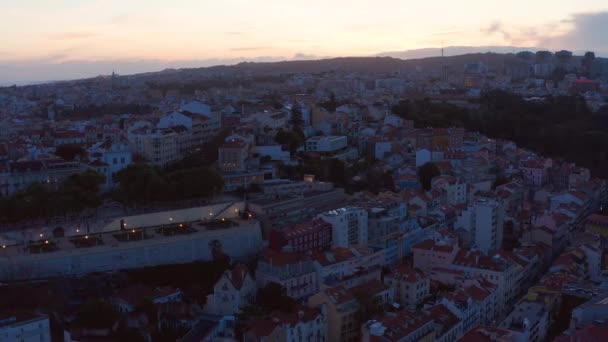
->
(1, 0), (608, 84)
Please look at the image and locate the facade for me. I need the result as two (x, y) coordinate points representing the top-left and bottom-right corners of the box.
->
(218, 141), (249, 173)
(313, 247), (385, 288)
(456, 199), (505, 254)
(520, 158), (552, 188)
(249, 188), (347, 237)
(204, 264), (256, 316)
(269, 219), (332, 253)
(451, 250), (518, 316)
(256, 251), (318, 300)
(0, 160), (47, 195)
(499, 300), (549, 342)
(318, 207), (368, 248)
(112, 285), (182, 313)
(309, 286), (361, 342)
(0, 312), (51, 342)
(384, 266), (430, 309)
(130, 127), (181, 167)
(412, 234), (460, 273)
(305, 136), (347, 152)
(361, 310), (435, 342)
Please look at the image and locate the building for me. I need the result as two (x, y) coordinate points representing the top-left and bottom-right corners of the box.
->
(305, 135), (347, 152)
(130, 127), (181, 167)
(451, 250), (518, 316)
(218, 141), (249, 173)
(361, 310), (435, 342)
(0, 312), (51, 342)
(158, 101), (221, 147)
(305, 135), (358, 160)
(520, 158), (552, 188)
(499, 300), (549, 342)
(384, 265), (430, 309)
(112, 284), (182, 313)
(313, 247), (385, 288)
(0, 207), (263, 281)
(269, 219), (332, 253)
(204, 264), (256, 316)
(456, 199), (505, 254)
(569, 293), (608, 330)
(256, 251), (318, 300)
(249, 188), (347, 237)
(318, 207), (368, 248)
(412, 233), (460, 273)
(265, 305), (328, 342)
(585, 214), (608, 238)
(308, 281), (393, 342)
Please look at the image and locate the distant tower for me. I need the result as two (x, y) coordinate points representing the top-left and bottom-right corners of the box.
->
(111, 70), (117, 89)
(441, 41), (449, 82)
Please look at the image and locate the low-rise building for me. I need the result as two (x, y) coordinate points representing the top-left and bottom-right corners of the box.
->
(256, 251), (318, 300)
(0, 311), (51, 342)
(204, 264), (256, 316)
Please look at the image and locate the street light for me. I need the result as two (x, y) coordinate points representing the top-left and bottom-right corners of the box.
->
(85, 235), (89, 239)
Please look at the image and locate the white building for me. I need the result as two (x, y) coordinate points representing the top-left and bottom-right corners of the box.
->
(499, 301), (549, 342)
(88, 141), (133, 188)
(204, 265), (256, 316)
(456, 199), (505, 254)
(318, 207), (368, 248)
(416, 148), (432, 167)
(252, 145), (291, 163)
(0, 312), (51, 342)
(282, 306), (328, 342)
(129, 127), (181, 167)
(305, 136), (347, 152)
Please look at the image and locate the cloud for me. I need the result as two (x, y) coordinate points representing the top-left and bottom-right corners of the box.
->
(224, 31), (244, 36)
(47, 31), (96, 40)
(538, 12), (608, 54)
(230, 46), (272, 52)
(293, 53), (320, 60)
(480, 11), (608, 55)
(481, 21), (513, 42)
(109, 14), (130, 25)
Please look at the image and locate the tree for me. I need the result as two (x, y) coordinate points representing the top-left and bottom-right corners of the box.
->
(256, 283), (296, 313)
(289, 102), (305, 130)
(77, 300), (118, 329)
(319, 92), (340, 112)
(275, 129), (304, 153)
(418, 162), (440, 191)
(55, 144), (87, 161)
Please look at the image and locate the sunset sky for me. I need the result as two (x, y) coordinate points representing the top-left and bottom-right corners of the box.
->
(2, 0), (608, 83)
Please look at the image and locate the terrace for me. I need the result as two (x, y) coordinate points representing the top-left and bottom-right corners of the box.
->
(0, 216), (255, 257)
(27, 240), (59, 254)
(70, 235), (104, 248)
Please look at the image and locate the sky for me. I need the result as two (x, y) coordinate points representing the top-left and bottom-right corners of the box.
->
(1, 0), (608, 84)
